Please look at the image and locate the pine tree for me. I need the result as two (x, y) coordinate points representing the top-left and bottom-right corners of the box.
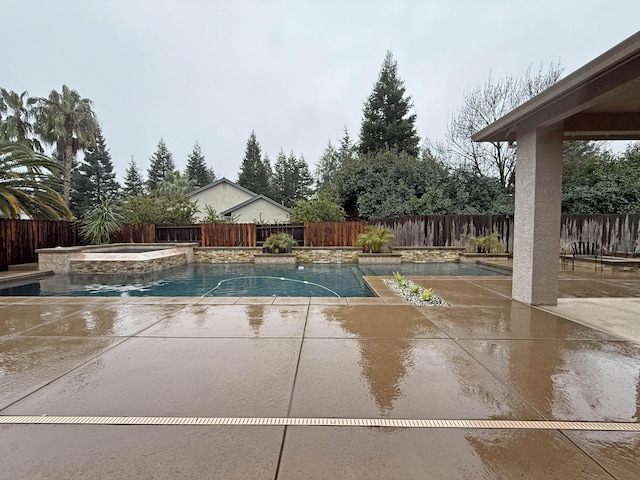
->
(338, 126), (357, 164)
(237, 131), (271, 195)
(123, 156), (145, 197)
(272, 150), (314, 208)
(359, 51), (420, 156)
(314, 140), (340, 192)
(293, 154), (314, 202)
(262, 153), (273, 197)
(147, 138), (175, 191)
(272, 150), (288, 205)
(185, 141), (215, 188)
(70, 130), (120, 217)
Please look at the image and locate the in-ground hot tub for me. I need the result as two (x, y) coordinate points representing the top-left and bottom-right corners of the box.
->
(36, 243), (197, 274)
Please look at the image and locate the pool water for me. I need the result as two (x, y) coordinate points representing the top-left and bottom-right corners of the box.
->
(0, 263), (508, 297)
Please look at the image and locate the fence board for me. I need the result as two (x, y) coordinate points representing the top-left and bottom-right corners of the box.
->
(110, 224), (155, 244)
(373, 215), (514, 251)
(256, 224), (304, 245)
(154, 225), (200, 244)
(304, 221), (368, 247)
(560, 214), (640, 252)
(0, 219), (79, 271)
(200, 223), (256, 247)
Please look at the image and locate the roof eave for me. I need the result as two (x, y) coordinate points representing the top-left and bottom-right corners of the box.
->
(473, 31), (640, 143)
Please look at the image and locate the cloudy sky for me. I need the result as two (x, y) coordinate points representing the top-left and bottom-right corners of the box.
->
(3, 1), (639, 182)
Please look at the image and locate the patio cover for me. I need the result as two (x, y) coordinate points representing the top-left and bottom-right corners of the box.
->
(473, 31), (640, 305)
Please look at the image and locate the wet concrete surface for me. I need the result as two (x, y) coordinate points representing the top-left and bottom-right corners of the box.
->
(141, 304), (308, 338)
(0, 336), (121, 409)
(0, 424), (282, 479)
(289, 338), (542, 419)
(457, 339), (640, 422)
(564, 431), (640, 480)
(2, 337), (301, 417)
(278, 427), (615, 479)
(1, 274), (640, 478)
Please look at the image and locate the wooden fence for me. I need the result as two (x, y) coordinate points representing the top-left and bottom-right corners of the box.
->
(3, 215), (639, 270)
(560, 214), (640, 252)
(0, 219), (79, 271)
(155, 225), (201, 243)
(373, 215), (514, 251)
(304, 221), (369, 247)
(200, 223), (256, 247)
(256, 224), (304, 245)
(110, 224), (156, 243)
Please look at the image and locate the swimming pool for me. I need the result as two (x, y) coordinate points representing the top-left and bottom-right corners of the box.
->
(0, 262), (508, 297)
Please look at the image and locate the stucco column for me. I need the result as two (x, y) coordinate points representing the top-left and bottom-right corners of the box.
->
(512, 123), (564, 305)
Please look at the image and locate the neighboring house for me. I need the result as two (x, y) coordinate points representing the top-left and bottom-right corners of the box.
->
(189, 178), (290, 223)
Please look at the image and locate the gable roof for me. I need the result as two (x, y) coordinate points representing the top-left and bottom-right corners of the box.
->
(189, 177), (258, 197)
(220, 194), (290, 215)
(472, 31), (640, 143)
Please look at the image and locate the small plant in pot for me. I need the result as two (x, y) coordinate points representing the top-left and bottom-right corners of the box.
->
(263, 232), (297, 254)
(355, 226), (395, 253)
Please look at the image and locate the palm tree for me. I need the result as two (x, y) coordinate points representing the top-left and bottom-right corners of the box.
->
(0, 141), (72, 219)
(0, 88), (41, 150)
(36, 85), (98, 205)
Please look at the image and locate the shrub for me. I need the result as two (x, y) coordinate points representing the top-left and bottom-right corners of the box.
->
(354, 226), (395, 253)
(466, 233), (505, 253)
(263, 232), (297, 254)
(79, 199), (123, 245)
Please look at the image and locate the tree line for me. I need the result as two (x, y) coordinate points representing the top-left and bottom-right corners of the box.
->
(2, 51), (639, 232)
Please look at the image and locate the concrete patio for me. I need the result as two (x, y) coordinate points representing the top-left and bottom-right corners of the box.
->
(1, 271), (639, 479)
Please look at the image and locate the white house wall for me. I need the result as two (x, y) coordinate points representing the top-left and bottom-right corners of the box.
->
(191, 183), (254, 221)
(229, 199), (290, 223)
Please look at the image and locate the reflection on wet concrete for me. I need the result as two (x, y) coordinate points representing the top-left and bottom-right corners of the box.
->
(2, 337), (301, 417)
(1, 273), (639, 476)
(304, 305), (445, 415)
(140, 304), (307, 338)
(564, 430), (640, 479)
(0, 304), (82, 336)
(245, 304), (264, 335)
(460, 339), (640, 422)
(0, 336), (120, 408)
(24, 305), (182, 337)
(300, 305), (544, 418)
(421, 303), (618, 340)
(278, 426), (612, 479)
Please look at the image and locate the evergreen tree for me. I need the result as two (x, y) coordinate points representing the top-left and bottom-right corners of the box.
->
(289, 191), (346, 223)
(314, 140), (340, 192)
(237, 131), (271, 195)
(262, 153), (273, 197)
(338, 126), (356, 164)
(123, 156), (146, 197)
(561, 141), (640, 213)
(147, 138), (175, 191)
(272, 150), (314, 208)
(185, 141), (215, 188)
(70, 130), (120, 217)
(359, 51), (420, 157)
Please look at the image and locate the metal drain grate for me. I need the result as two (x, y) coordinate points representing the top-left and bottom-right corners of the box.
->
(1, 416), (639, 431)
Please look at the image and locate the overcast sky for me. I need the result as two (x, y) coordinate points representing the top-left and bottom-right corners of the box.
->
(3, 1), (639, 182)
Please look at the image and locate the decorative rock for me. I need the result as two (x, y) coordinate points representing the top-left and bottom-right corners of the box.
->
(383, 279), (450, 307)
